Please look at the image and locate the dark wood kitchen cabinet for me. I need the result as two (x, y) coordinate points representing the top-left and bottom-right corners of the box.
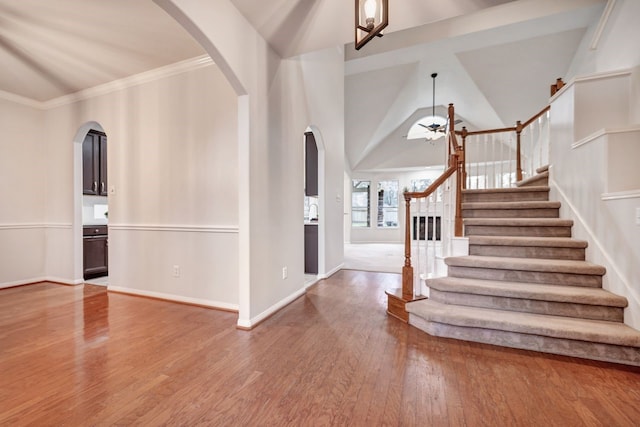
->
(83, 226), (108, 279)
(304, 224), (318, 274)
(82, 130), (108, 196)
(305, 132), (318, 197)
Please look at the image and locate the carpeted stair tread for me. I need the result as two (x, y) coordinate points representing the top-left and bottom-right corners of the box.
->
(406, 299), (640, 348)
(516, 171), (549, 187)
(427, 277), (627, 307)
(446, 255), (606, 276)
(536, 165), (549, 173)
(462, 201), (560, 210)
(463, 185), (550, 194)
(463, 185), (550, 195)
(464, 218), (573, 227)
(469, 236), (588, 248)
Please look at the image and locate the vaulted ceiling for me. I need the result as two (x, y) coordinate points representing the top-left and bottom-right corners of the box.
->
(343, 0), (604, 171)
(0, 0), (608, 172)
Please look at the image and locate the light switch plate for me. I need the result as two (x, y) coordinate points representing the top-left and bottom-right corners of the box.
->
(636, 207), (640, 225)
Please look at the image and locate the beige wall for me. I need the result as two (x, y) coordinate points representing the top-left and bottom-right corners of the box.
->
(0, 99), (46, 286)
(157, 0), (346, 327)
(0, 61), (241, 309)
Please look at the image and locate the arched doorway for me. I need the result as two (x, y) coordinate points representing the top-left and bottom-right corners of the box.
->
(304, 126), (326, 284)
(73, 122), (109, 285)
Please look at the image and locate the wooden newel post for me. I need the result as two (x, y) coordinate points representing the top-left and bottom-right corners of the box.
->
(402, 194), (414, 301)
(516, 120), (523, 182)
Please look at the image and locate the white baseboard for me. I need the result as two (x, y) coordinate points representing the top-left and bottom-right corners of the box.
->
(236, 287), (307, 329)
(0, 276), (81, 289)
(319, 263), (344, 279)
(107, 285), (239, 312)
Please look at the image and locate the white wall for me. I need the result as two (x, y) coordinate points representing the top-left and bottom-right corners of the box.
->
(40, 62), (240, 307)
(567, 0), (640, 80)
(0, 98), (46, 287)
(550, 0), (640, 330)
(550, 69), (640, 328)
(300, 48), (346, 276)
(158, 0), (346, 327)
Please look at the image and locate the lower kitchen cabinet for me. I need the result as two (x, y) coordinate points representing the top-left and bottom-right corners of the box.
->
(304, 224), (318, 274)
(83, 226), (108, 279)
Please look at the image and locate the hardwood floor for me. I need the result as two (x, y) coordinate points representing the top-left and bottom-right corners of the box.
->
(1, 272), (639, 426)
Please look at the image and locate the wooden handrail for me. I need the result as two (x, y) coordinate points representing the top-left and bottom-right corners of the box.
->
(522, 105), (551, 128)
(454, 103), (552, 184)
(458, 126), (516, 136)
(404, 158), (458, 200)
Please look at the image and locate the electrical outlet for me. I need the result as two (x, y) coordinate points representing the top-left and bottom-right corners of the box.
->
(282, 267), (288, 279)
(173, 265), (180, 278)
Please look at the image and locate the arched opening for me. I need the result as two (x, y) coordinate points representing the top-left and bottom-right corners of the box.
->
(303, 126), (326, 284)
(72, 122), (109, 285)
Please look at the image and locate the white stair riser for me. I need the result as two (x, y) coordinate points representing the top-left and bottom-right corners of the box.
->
(517, 176), (549, 187)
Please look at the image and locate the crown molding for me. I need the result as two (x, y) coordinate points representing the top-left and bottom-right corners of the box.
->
(0, 89), (44, 109)
(0, 55), (213, 110)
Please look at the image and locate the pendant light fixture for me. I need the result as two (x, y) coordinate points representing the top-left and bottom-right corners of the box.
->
(418, 73), (446, 140)
(355, 0), (388, 50)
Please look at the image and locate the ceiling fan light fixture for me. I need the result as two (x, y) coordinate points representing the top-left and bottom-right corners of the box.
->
(424, 129), (446, 141)
(355, 0), (388, 50)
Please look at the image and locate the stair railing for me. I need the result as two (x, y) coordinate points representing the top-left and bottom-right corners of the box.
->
(401, 104), (463, 300)
(458, 105), (551, 189)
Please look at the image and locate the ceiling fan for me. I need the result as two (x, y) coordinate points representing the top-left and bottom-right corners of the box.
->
(418, 73), (462, 135)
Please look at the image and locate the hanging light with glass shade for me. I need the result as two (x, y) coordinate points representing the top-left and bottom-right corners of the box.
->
(355, 0), (388, 50)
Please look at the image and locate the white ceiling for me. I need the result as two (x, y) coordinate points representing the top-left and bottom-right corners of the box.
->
(0, 0), (608, 172)
(229, 0), (516, 58)
(0, 0), (205, 102)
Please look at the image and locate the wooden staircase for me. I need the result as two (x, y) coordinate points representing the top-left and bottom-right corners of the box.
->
(406, 166), (640, 366)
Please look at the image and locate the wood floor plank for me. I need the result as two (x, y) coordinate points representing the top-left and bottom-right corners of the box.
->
(1, 274), (640, 425)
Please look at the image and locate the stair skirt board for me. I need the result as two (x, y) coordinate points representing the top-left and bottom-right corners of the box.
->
(409, 314), (640, 366)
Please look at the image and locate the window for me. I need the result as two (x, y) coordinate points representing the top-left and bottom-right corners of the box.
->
(411, 179), (432, 192)
(411, 178), (443, 201)
(351, 180), (370, 227)
(377, 180), (398, 227)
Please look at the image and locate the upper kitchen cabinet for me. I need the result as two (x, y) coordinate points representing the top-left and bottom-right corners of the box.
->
(82, 130), (108, 196)
(305, 132), (318, 197)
